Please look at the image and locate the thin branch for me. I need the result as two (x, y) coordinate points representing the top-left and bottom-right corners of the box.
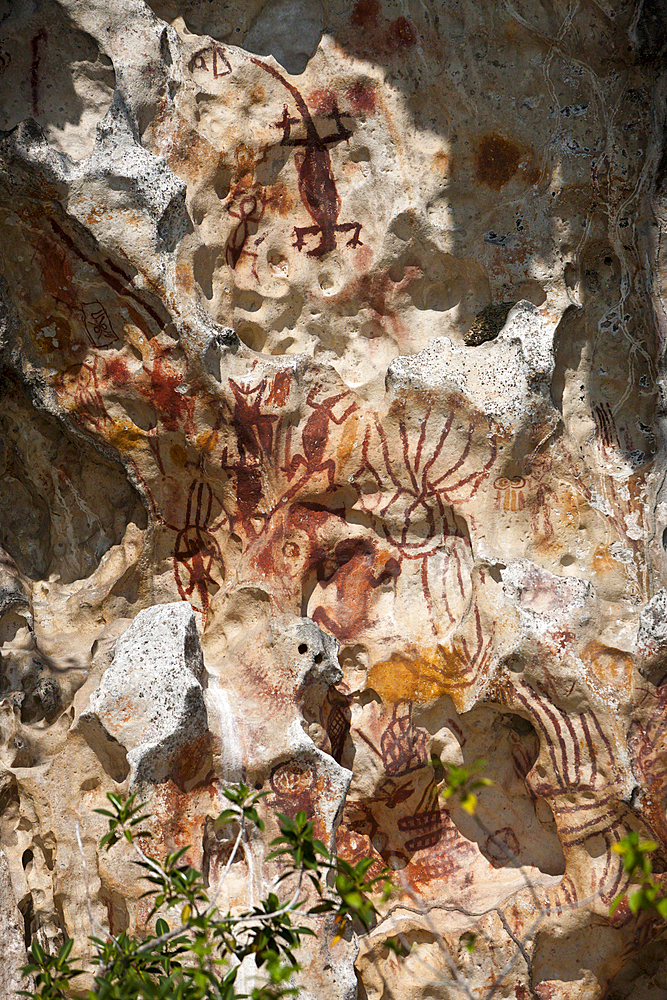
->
(394, 874), (478, 1000)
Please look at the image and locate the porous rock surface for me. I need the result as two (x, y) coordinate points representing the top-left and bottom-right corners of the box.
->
(0, 1), (666, 998)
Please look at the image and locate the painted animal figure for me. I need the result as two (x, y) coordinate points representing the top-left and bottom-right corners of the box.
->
(249, 57), (362, 258)
(283, 388), (358, 498)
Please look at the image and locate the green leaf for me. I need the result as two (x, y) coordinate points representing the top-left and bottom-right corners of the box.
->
(31, 942), (45, 964)
(58, 938), (74, 961)
(628, 890), (643, 913)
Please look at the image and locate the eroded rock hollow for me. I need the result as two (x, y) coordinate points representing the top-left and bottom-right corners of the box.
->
(1, 1), (667, 997)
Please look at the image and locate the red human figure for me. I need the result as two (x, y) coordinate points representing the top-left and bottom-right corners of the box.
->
(172, 480), (225, 619)
(226, 193), (265, 275)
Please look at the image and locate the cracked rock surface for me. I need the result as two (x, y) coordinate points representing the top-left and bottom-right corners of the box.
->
(1, 1), (667, 998)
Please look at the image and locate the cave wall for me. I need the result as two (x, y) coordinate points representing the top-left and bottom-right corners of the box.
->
(1, 1), (667, 997)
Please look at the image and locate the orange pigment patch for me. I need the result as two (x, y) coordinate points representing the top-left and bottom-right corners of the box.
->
(592, 543), (618, 575)
(528, 531), (566, 560)
(106, 694), (139, 731)
(335, 411), (361, 471)
(170, 444), (188, 468)
(195, 429), (220, 455)
(559, 487), (592, 524)
(353, 243), (374, 271)
(582, 641), (634, 694)
(35, 241), (78, 309)
(368, 644), (478, 708)
(103, 355), (131, 386)
(266, 369), (291, 407)
(502, 18), (523, 42)
(264, 183), (294, 217)
(146, 351), (191, 432)
(431, 149), (450, 175)
(33, 316), (73, 356)
(106, 419), (148, 453)
(308, 88), (338, 116)
(175, 262), (194, 294)
(154, 108), (220, 177)
(171, 731), (214, 789)
(147, 778), (219, 868)
(83, 206), (111, 226)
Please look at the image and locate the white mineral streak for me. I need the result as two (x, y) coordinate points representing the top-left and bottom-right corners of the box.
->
(204, 677), (243, 783)
(0, 1), (667, 998)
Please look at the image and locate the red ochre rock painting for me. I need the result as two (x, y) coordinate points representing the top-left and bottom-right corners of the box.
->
(0, 2), (666, 999)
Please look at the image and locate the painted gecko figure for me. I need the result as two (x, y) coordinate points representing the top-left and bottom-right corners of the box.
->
(249, 57), (363, 258)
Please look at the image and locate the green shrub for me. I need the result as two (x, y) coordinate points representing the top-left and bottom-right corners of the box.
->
(21, 785), (392, 1000)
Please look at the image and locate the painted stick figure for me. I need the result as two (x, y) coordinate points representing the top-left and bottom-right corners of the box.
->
(249, 57), (362, 258)
(226, 194), (265, 274)
(225, 144), (269, 277)
(172, 480), (225, 619)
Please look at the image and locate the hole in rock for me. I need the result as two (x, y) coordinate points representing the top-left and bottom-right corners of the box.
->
(236, 322), (268, 353)
(18, 894), (34, 949)
(298, 643), (308, 654)
(193, 244), (221, 301)
(234, 289), (263, 312)
(77, 717), (130, 783)
(214, 166), (232, 202)
(464, 301), (515, 346)
(0, 611), (29, 645)
(21, 849), (33, 869)
(584, 834), (606, 858)
(268, 251), (289, 277)
(80, 776), (101, 792)
(417, 705), (565, 877)
(36, 839), (55, 871)
(119, 398), (158, 432)
(271, 337), (297, 354)
(314, 652), (323, 663)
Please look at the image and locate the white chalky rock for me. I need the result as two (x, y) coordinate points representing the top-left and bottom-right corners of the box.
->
(637, 588), (667, 662)
(80, 602), (207, 785)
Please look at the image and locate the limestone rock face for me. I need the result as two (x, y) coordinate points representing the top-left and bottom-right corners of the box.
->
(0, 1), (667, 998)
(78, 602), (207, 785)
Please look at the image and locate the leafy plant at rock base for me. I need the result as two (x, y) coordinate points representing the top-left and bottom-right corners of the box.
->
(21, 784), (393, 1000)
(610, 831), (667, 918)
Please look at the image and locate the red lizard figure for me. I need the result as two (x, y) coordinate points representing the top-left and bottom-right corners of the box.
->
(248, 56), (363, 258)
(282, 388), (358, 500)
